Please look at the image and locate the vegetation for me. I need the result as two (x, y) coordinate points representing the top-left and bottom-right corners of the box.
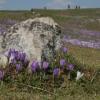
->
(0, 9), (100, 100)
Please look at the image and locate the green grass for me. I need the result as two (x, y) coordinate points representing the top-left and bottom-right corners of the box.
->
(0, 76), (100, 100)
(85, 21), (100, 31)
(0, 11), (34, 21)
(33, 8), (100, 17)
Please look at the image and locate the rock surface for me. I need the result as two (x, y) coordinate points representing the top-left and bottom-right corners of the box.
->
(0, 17), (61, 62)
(0, 53), (8, 69)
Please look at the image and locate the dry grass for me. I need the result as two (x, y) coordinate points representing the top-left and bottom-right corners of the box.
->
(66, 43), (100, 68)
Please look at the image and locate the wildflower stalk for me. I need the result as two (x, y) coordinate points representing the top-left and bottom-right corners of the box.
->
(91, 70), (99, 83)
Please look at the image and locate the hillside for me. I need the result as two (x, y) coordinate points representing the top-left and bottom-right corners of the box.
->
(0, 9), (100, 100)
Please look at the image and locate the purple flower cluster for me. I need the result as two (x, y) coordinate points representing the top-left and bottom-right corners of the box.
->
(31, 61), (39, 72)
(50, 46), (75, 77)
(60, 59), (74, 71)
(52, 63), (74, 77)
(80, 29), (100, 36)
(0, 46), (76, 81)
(6, 49), (29, 72)
(6, 19), (17, 25)
(0, 19), (17, 26)
(31, 61), (49, 73)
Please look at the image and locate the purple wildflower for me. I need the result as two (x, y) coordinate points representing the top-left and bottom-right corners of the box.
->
(60, 59), (66, 66)
(14, 51), (19, 59)
(31, 61), (39, 72)
(62, 47), (68, 53)
(53, 68), (60, 77)
(16, 52), (21, 60)
(16, 63), (22, 72)
(20, 52), (26, 61)
(0, 70), (4, 80)
(67, 64), (74, 71)
(42, 61), (49, 70)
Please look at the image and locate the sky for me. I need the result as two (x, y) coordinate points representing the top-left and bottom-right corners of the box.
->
(0, 0), (100, 10)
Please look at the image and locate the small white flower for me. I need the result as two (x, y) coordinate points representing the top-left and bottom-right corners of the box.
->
(76, 71), (84, 81)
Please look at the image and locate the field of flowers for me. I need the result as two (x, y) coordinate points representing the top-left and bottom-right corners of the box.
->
(0, 9), (100, 100)
(0, 47), (99, 100)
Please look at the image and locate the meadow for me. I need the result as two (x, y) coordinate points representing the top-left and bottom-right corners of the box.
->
(0, 9), (100, 100)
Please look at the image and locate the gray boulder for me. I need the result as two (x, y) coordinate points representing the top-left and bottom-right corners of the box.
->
(1, 17), (61, 62)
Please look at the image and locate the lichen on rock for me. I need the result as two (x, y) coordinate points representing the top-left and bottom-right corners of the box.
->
(0, 17), (62, 63)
